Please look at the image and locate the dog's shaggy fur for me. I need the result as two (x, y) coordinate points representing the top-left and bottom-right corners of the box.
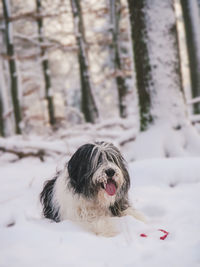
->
(40, 141), (145, 236)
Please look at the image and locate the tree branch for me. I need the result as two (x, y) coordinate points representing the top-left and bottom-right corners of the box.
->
(0, 138), (68, 161)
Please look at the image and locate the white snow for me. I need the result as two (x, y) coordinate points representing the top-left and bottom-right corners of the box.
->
(187, 96), (200, 105)
(0, 135), (200, 267)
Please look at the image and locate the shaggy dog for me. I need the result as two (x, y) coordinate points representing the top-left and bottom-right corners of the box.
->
(40, 141), (145, 236)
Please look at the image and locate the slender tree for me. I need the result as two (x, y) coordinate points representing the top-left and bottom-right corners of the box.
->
(109, 0), (129, 118)
(2, 0), (21, 134)
(180, 0), (200, 114)
(36, 0), (56, 126)
(0, 92), (4, 136)
(0, 56), (14, 136)
(70, 0), (98, 123)
(127, 0), (153, 130)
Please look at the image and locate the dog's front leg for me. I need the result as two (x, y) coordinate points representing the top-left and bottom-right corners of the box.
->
(122, 206), (147, 223)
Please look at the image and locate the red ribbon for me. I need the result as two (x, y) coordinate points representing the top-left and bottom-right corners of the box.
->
(158, 229), (169, 240)
(140, 229), (169, 240)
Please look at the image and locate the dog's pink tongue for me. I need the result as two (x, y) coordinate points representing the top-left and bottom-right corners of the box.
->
(105, 181), (116, 196)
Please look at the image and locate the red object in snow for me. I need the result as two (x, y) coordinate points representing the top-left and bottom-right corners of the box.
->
(140, 233), (148, 238)
(140, 229), (169, 240)
(158, 229), (169, 240)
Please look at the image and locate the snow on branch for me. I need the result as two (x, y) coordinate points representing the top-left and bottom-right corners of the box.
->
(187, 96), (200, 105)
(0, 10), (69, 22)
(0, 138), (68, 161)
(57, 118), (138, 148)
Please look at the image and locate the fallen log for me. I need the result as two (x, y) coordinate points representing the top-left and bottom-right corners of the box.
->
(0, 137), (68, 161)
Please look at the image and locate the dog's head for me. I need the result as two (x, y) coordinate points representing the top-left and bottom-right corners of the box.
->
(67, 141), (130, 206)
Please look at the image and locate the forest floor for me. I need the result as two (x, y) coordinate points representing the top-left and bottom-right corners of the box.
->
(0, 140), (200, 267)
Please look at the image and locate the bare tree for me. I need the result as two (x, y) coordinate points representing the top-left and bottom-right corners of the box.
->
(127, 0), (153, 131)
(36, 0), (56, 126)
(0, 91), (4, 136)
(2, 0), (21, 134)
(0, 54), (14, 136)
(181, 0), (200, 114)
(109, 0), (129, 118)
(70, 0), (98, 123)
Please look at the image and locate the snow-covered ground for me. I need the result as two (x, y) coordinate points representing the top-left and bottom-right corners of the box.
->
(0, 151), (200, 267)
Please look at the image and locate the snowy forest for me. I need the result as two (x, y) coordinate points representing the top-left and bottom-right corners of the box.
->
(0, 0), (200, 137)
(1, 0), (200, 267)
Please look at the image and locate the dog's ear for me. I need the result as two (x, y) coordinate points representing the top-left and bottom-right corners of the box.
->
(67, 144), (96, 195)
(40, 176), (60, 222)
(113, 152), (130, 195)
(120, 165), (130, 194)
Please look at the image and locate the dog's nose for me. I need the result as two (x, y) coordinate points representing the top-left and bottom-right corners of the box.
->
(105, 168), (115, 177)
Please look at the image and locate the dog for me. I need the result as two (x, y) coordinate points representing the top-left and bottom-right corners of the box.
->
(40, 141), (145, 237)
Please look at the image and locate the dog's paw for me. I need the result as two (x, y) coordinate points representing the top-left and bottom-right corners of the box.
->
(88, 217), (119, 237)
(95, 228), (119, 237)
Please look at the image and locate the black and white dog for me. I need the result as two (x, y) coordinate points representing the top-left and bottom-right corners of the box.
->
(40, 141), (145, 236)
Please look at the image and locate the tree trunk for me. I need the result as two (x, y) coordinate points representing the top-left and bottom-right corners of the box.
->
(126, 0), (200, 159)
(127, 0), (153, 131)
(36, 0), (56, 126)
(2, 0), (21, 134)
(0, 92), (4, 137)
(128, 0), (187, 130)
(0, 57), (14, 136)
(109, 0), (129, 118)
(180, 0), (200, 114)
(70, 0), (98, 123)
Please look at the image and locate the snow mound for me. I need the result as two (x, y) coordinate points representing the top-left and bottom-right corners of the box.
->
(0, 157), (200, 267)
